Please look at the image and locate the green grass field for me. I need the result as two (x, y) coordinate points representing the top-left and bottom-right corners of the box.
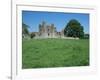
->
(22, 39), (89, 69)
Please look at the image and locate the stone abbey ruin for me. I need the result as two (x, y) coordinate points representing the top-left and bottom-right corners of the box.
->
(31, 21), (66, 39)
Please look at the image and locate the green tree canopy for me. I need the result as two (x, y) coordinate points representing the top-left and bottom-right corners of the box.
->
(64, 19), (84, 38)
(22, 23), (29, 35)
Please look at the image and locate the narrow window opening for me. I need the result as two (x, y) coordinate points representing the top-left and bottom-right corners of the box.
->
(48, 33), (49, 36)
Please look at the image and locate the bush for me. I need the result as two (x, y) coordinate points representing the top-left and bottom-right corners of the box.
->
(30, 32), (35, 38)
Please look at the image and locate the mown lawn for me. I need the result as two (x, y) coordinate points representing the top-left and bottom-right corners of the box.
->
(22, 39), (89, 69)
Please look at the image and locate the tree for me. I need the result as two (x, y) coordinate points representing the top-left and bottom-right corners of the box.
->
(64, 19), (84, 38)
(30, 32), (35, 38)
(22, 23), (29, 35)
(84, 34), (89, 39)
(22, 23), (29, 38)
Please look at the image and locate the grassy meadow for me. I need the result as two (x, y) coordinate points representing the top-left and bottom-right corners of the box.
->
(22, 39), (89, 69)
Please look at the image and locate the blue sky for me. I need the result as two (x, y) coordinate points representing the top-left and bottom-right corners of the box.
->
(22, 11), (89, 34)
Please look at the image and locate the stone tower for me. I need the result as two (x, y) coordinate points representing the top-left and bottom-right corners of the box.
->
(39, 21), (57, 38)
